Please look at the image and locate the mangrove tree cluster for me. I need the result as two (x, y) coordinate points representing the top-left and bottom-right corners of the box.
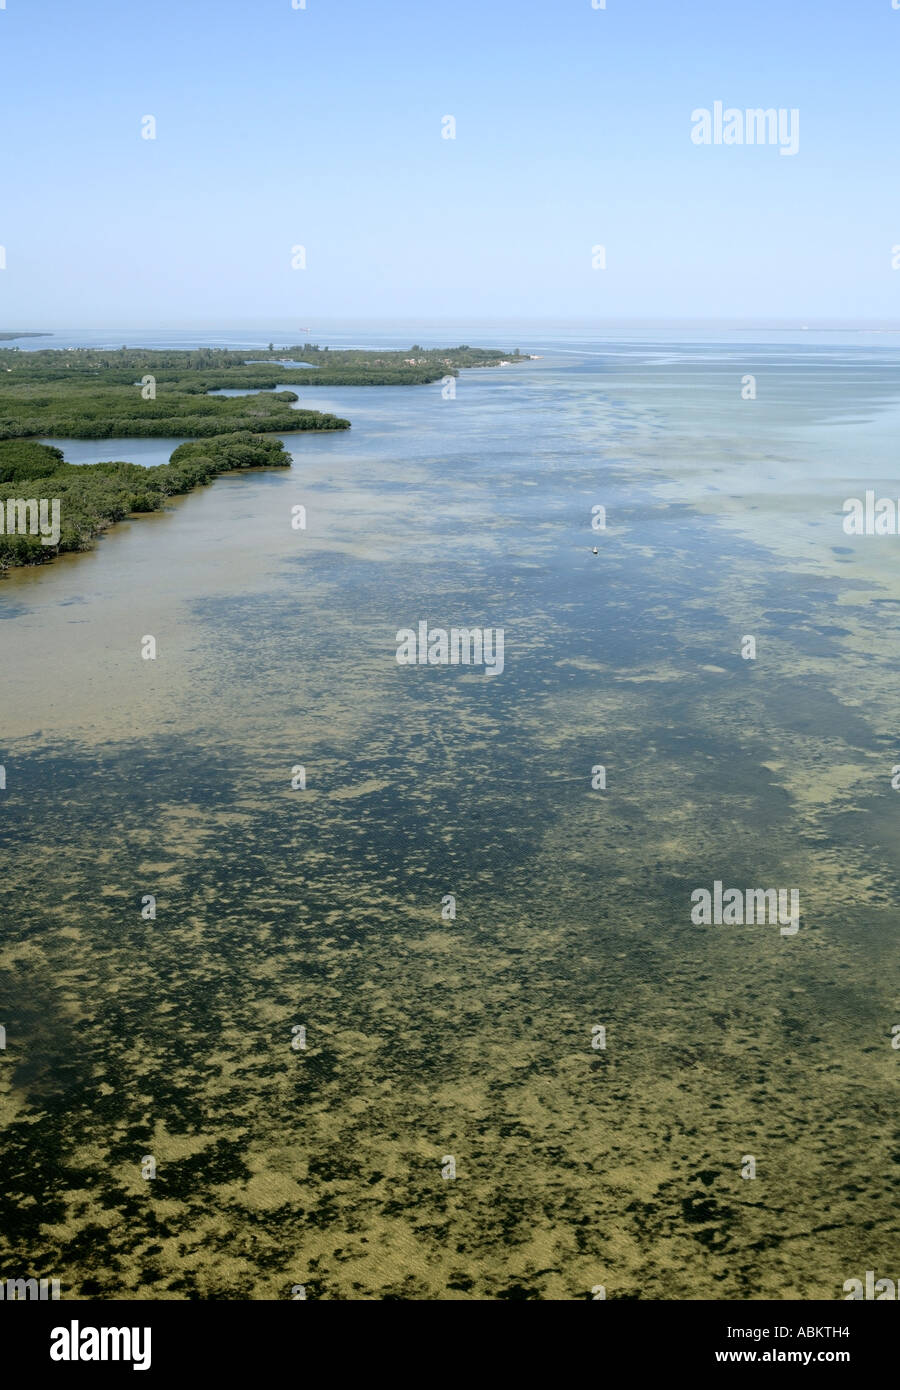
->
(0, 433), (292, 567)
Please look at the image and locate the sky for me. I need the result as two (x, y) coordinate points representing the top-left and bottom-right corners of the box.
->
(1, 0), (899, 326)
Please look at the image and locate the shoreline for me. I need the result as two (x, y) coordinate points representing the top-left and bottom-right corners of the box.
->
(0, 432), (301, 573)
(0, 345), (526, 573)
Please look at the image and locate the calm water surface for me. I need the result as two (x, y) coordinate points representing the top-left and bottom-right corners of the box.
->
(1, 330), (897, 1299)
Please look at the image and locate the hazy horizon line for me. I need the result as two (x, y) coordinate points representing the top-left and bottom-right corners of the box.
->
(7, 317), (900, 334)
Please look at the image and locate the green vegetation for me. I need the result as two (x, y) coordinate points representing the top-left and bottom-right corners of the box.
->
(241, 343), (529, 386)
(0, 439), (65, 483)
(0, 343), (524, 569)
(0, 343), (526, 412)
(0, 433), (291, 568)
(0, 373), (348, 440)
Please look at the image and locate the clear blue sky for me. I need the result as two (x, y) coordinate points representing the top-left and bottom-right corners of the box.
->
(1, 0), (898, 325)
